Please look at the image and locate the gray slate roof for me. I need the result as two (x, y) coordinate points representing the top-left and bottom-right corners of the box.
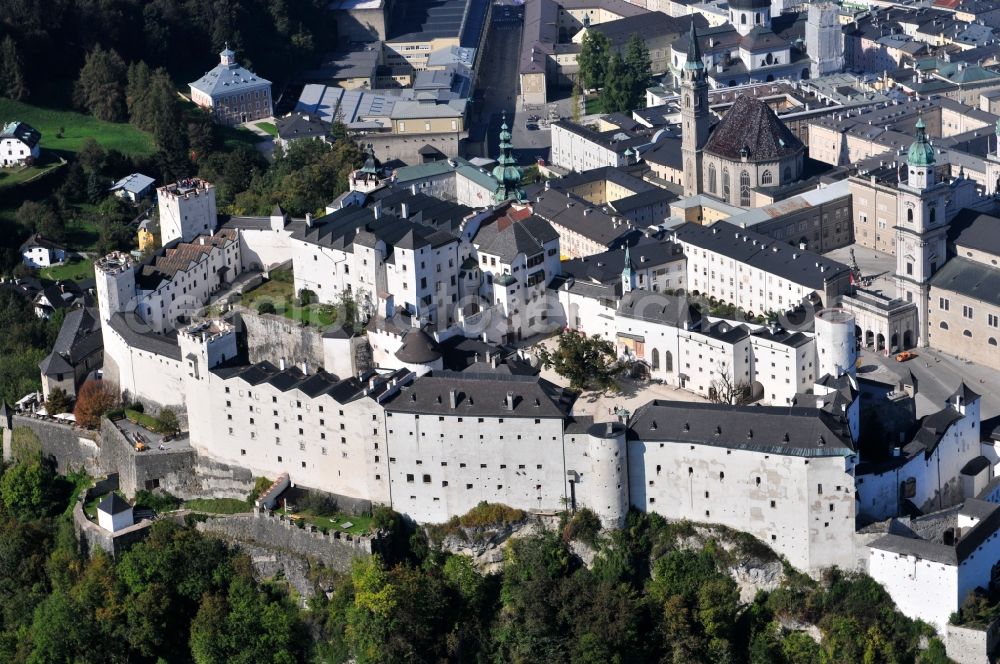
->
(628, 400), (855, 456)
(40, 307), (102, 376)
(930, 257), (1000, 308)
(617, 290), (701, 328)
(98, 493), (131, 515)
(474, 215), (559, 264)
(189, 53), (271, 98)
(561, 236), (683, 286)
(109, 173), (154, 195)
(947, 209), (1000, 257)
(673, 221), (849, 289)
(1, 121), (40, 148)
(275, 112), (329, 141)
(870, 499), (1000, 565)
(395, 328), (443, 364)
(382, 370), (576, 418)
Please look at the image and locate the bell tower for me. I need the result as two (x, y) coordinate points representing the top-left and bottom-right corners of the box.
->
(681, 22), (709, 198)
(894, 117), (949, 348)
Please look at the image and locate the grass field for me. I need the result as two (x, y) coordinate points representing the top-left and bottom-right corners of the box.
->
(125, 408), (161, 432)
(40, 257), (93, 282)
(256, 122), (278, 136)
(0, 98), (155, 157)
(294, 512), (373, 536)
(184, 498), (252, 514)
(584, 96), (602, 115)
(0, 158), (65, 190)
(240, 269), (341, 327)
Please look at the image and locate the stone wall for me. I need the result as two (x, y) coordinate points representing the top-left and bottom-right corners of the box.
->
(100, 418), (254, 499)
(236, 308), (326, 370)
(195, 509), (375, 572)
(946, 618), (1000, 664)
(72, 485), (153, 559)
(7, 414), (105, 475)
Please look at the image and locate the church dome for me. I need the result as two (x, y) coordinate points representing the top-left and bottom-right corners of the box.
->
(907, 117), (935, 167)
(395, 328), (442, 365)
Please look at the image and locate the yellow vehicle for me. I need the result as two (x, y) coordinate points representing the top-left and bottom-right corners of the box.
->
(895, 351), (916, 363)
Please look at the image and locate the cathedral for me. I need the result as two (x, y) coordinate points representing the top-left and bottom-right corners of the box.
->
(680, 23), (805, 207)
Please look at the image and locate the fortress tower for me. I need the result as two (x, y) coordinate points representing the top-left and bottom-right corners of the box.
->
(178, 320), (238, 381)
(584, 421), (629, 528)
(94, 252), (136, 324)
(158, 178), (217, 245)
(814, 308), (857, 380)
(807, 2), (844, 79)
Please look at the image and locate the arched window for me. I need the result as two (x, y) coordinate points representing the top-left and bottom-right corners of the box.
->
(756, 12), (762, 24)
(930, 207), (936, 224)
(783, 166), (792, 181)
(741, 13), (747, 24)
(708, 164), (717, 193)
(722, 168), (730, 199)
(766, 53), (773, 65)
(685, 94), (691, 108)
(651, 348), (660, 370)
(964, 329), (973, 338)
(940, 321), (949, 330)
(761, 170), (772, 185)
(665, 351), (673, 372)
(989, 338), (998, 346)
(740, 170), (751, 207)
(907, 208), (913, 222)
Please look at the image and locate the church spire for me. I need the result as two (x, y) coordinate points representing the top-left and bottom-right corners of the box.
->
(621, 244), (635, 293)
(686, 21), (703, 69)
(492, 113), (524, 203)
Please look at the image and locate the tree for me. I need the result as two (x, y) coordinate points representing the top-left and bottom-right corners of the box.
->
(599, 52), (631, 113)
(537, 330), (622, 391)
(156, 408), (179, 435)
(125, 61), (155, 131)
(44, 388), (70, 416)
(73, 46), (127, 122)
(572, 84), (582, 124)
(709, 361), (752, 405)
(16, 201), (64, 242)
(0, 452), (55, 519)
(578, 30), (611, 92)
(0, 36), (28, 101)
(73, 379), (119, 429)
(624, 33), (651, 109)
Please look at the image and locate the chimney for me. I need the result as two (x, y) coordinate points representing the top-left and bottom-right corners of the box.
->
(301, 361), (309, 375)
(505, 391), (515, 410)
(305, 212), (313, 228)
(279, 357), (287, 370)
(200, 237), (206, 245)
(606, 422), (614, 435)
(490, 352), (499, 368)
(449, 388), (457, 409)
(410, 184), (417, 195)
(401, 202), (409, 218)
(373, 202), (382, 220)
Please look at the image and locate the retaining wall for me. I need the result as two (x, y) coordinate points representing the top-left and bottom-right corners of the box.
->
(6, 415), (105, 475)
(237, 309), (326, 370)
(195, 509), (375, 572)
(72, 485), (152, 559)
(946, 618), (1000, 664)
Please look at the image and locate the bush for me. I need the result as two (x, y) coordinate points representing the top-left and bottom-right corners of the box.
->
(128, 401), (144, 413)
(247, 476), (272, 503)
(73, 380), (120, 429)
(562, 508), (602, 547)
(458, 502), (526, 529)
(296, 490), (338, 516)
(298, 288), (317, 306)
(257, 302), (276, 315)
(156, 408), (179, 434)
(133, 489), (181, 513)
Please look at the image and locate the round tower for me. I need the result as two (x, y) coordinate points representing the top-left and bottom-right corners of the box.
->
(94, 252), (136, 324)
(584, 421), (629, 529)
(815, 308), (856, 379)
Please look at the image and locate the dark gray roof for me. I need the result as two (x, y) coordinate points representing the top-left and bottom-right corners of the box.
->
(1, 121), (41, 148)
(98, 493), (131, 515)
(474, 215), (558, 263)
(870, 499), (1000, 565)
(394, 328), (443, 364)
(641, 137), (683, 170)
(673, 221), (849, 289)
(907, 407), (964, 458)
(210, 360), (374, 402)
(628, 400), (854, 455)
(704, 94), (803, 162)
(617, 290), (701, 328)
(930, 257), (1000, 308)
(590, 11), (705, 49)
(19, 233), (64, 253)
(961, 455), (991, 476)
(51, 307), (102, 365)
(108, 313), (182, 361)
(382, 371), (576, 418)
(740, 26), (785, 52)
(275, 112), (329, 141)
(531, 188), (640, 248)
(611, 188), (677, 213)
(561, 236), (684, 286)
(947, 209), (1000, 257)
(39, 352), (73, 377)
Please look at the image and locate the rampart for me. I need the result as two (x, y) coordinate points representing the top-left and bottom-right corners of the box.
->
(195, 508), (376, 572)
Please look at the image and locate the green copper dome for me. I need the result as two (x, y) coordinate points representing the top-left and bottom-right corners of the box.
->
(907, 117), (935, 167)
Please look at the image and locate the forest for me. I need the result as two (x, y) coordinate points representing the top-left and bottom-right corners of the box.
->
(0, 437), (953, 663)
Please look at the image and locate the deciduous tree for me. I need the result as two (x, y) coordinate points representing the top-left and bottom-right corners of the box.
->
(538, 330), (622, 391)
(72, 379), (119, 429)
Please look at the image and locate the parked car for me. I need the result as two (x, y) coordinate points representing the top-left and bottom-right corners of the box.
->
(526, 123), (539, 131)
(895, 351), (916, 362)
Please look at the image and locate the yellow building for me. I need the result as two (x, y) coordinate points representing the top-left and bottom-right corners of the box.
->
(137, 220), (158, 253)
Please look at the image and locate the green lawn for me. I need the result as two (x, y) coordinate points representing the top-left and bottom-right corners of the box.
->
(240, 269), (341, 327)
(184, 498), (253, 514)
(256, 121), (278, 136)
(0, 97), (155, 156)
(40, 257), (93, 282)
(293, 512), (373, 537)
(125, 408), (161, 432)
(0, 158), (65, 190)
(84, 490), (126, 519)
(584, 96), (602, 115)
